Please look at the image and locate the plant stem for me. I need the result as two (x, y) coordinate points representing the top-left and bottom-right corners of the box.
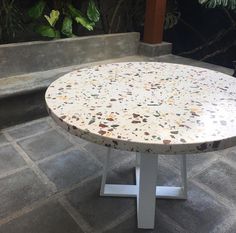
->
(109, 0), (125, 33)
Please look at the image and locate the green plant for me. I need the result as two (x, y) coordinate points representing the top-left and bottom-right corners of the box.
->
(28, 0), (100, 39)
(165, 0), (181, 30)
(198, 0), (236, 9)
(0, 0), (24, 43)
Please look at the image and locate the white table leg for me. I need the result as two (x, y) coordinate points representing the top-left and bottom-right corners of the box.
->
(180, 154), (187, 198)
(100, 147), (111, 196)
(137, 153), (158, 229)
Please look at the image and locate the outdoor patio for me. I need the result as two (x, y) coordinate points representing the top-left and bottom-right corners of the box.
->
(1, 0), (236, 232)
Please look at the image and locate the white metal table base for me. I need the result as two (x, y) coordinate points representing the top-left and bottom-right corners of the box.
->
(100, 148), (187, 229)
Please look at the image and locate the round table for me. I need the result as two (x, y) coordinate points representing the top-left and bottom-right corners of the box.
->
(45, 62), (236, 229)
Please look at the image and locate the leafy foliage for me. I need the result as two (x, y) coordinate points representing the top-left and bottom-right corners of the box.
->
(28, 0), (100, 39)
(87, 0), (100, 22)
(198, 0), (236, 9)
(67, 4), (95, 31)
(28, 0), (46, 20)
(35, 25), (60, 38)
(61, 17), (73, 37)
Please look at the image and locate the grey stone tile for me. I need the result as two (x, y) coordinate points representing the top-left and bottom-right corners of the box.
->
(159, 152), (217, 173)
(104, 212), (185, 233)
(214, 146), (236, 157)
(196, 160), (236, 202)
(39, 149), (102, 190)
(157, 183), (229, 233)
(226, 222), (236, 233)
(7, 120), (51, 139)
(0, 168), (51, 218)
(218, 148), (236, 162)
(111, 157), (136, 185)
(0, 134), (8, 146)
(18, 130), (73, 161)
(0, 201), (83, 233)
(66, 176), (136, 231)
(48, 118), (88, 145)
(84, 142), (133, 167)
(0, 145), (26, 175)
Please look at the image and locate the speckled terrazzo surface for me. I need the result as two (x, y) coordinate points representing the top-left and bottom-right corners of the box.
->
(45, 62), (236, 154)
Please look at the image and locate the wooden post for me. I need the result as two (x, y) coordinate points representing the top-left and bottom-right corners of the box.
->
(143, 0), (167, 44)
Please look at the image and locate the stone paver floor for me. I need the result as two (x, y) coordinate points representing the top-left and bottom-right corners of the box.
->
(0, 117), (236, 233)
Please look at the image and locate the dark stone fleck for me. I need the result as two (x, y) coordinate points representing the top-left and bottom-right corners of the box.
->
(212, 140), (221, 149)
(131, 120), (141, 124)
(163, 140), (171, 144)
(170, 131), (178, 134)
(98, 130), (106, 135)
(197, 143), (208, 151)
(132, 113), (140, 118)
(99, 123), (108, 128)
(111, 125), (119, 128)
(112, 140), (118, 146)
(180, 138), (186, 143)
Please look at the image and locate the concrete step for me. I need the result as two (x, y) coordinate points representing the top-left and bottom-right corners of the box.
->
(0, 55), (150, 129)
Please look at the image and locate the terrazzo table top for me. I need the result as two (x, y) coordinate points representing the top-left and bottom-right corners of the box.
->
(45, 62), (236, 154)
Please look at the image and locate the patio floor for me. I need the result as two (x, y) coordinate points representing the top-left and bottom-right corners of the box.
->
(0, 115), (236, 233)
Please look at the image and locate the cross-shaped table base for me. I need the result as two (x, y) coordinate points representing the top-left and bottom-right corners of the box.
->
(100, 149), (187, 229)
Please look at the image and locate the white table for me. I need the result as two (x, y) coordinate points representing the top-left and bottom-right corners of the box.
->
(45, 62), (236, 229)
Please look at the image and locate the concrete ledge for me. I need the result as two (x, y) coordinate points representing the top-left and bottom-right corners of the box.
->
(138, 42), (172, 57)
(0, 32), (140, 78)
(0, 90), (47, 129)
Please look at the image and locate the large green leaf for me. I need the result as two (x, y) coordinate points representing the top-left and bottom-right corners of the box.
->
(35, 25), (60, 38)
(75, 17), (95, 31)
(61, 16), (73, 37)
(87, 0), (100, 23)
(199, 0), (236, 9)
(68, 4), (94, 31)
(44, 10), (60, 27)
(165, 0), (181, 29)
(28, 0), (46, 19)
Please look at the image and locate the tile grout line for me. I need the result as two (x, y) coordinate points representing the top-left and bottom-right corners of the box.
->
(0, 196), (55, 226)
(0, 165), (29, 180)
(35, 145), (82, 165)
(59, 197), (93, 233)
(192, 179), (236, 210)
(188, 155), (220, 179)
(0, 142), (11, 149)
(13, 128), (54, 142)
(3, 132), (57, 193)
(77, 146), (105, 167)
(157, 211), (188, 233)
(2, 117), (49, 132)
(220, 156), (236, 171)
(99, 208), (135, 233)
(210, 213), (236, 233)
(48, 119), (88, 147)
